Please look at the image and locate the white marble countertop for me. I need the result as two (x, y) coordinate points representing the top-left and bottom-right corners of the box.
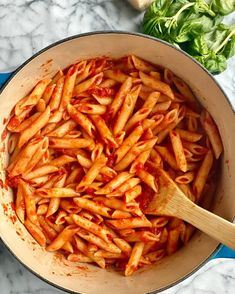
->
(0, 1), (234, 293)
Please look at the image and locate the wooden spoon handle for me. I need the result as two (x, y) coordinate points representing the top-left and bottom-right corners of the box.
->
(176, 200), (235, 250)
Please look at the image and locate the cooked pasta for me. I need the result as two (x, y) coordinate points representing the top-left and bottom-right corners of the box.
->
(5, 55), (223, 277)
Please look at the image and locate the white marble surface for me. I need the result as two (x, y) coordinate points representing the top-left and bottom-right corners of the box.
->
(0, 1), (234, 293)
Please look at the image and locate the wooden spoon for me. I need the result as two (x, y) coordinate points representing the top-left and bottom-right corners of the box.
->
(144, 167), (235, 250)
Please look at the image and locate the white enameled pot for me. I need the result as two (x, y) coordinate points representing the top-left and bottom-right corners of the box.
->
(0, 32), (234, 294)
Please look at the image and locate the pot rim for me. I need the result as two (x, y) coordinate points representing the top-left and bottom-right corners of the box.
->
(0, 30), (231, 294)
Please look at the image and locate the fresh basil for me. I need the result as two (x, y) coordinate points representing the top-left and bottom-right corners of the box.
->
(142, 0), (235, 74)
(194, 54), (227, 74)
(210, 0), (235, 16)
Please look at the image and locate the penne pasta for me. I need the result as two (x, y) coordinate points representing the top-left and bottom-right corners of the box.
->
(18, 106), (51, 148)
(193, 150), (213, 200)
(73, 197), (111, 217)
(24, 218), (46, 247)
(15, 79), (51, 116)
(22, 165), (58, 180)
(125, 185), (142, 203)
(8, 137), (47, 177)
(36, 187), (80, 198)
(125, 242), (144, 276)
(49, 137), (94, 149)
(72, 214), (112, 243)
(90, 114), (118, 148)
(46, 174), (67, 217)
(49, 76), (64, 111)
(109, 77), (132, 119)
(200, 110), (223, 159)
(6, 55), (223, 277)
(136, 169), (158, 192)
(67, 104), (95, 137)
(115, 125), (143, 163)
(139, 71), (174, 99)
(170, 130), (187, 172)
(59, 63), (81, 110)
(77, 229), (121, 254)
(15, 180), (26, 223)
(95, 172), (133, 195)
(74, 72), (103, 95)
(115, 138), (157, 171)
(176, 128), (202, 142)
(21, 180), (38, 226)
(76, 156), (107, 191)
(46, 225), (79, 251)
(107, 177), (141, 197)
(46, 119), (77, 137)
(106, 216), (152, 230)
(43, 84), (56, 105)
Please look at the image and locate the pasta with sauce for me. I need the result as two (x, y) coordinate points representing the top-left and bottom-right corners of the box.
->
(5, 55), (223, 276)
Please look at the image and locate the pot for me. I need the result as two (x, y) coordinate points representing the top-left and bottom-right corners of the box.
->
(0, 32), (234, 294)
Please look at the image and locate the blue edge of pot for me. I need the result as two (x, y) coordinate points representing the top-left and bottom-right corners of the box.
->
(0, 72), (234, 263)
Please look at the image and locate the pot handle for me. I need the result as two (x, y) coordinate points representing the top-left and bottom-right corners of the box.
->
(0, 72), (13, 88)
(211, 245), (235, 260)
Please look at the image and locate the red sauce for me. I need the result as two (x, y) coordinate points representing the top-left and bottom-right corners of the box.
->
(102, 107), (113, 123)
(135, 163), (144, 173)
(149, 227), (162, 236)
(2, 204), (8, 215)
(105, 59), (115, 69)
(115, 259), (128, 271)
(68, 64), (77, 76)
(19, 199), (26, 210)
(106, 154), (116, 168)
(7, 117), (20, 130)
(136, 186), (154, 211)
(40, 59), (53, 67)
(87, 87), (114, 97)
(0, 179), (3, 189)
(85, 187), (95, 196)
(47, 215), (56, 224)
(102, 174), (112, 184)
(3, 117), (7, 124)
(76, 265), (88, 271)
(10, 201), (16, 211)
(10, 215), (17, 224)
(1, 128), (8, 140)
(6, 176), (20, 188)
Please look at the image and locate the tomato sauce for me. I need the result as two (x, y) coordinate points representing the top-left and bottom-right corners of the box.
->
(85, 187), (95, 196)
(102, 107), (113, 123)
(6, 176), (20, 188)
(136, 186), (154, 211)
(106, 153), (116, 168)
(1, 128), (8, 140)
(7, 116), (20, 130)
(101, 174), (112, 184)
(10, 201), (16, 211)
(87, 87), (114, 97)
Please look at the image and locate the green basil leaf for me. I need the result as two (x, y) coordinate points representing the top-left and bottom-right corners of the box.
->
(190, 35), (210, 55)
(203, 23), (229, 51)
(173, 14), (219, 43)
(221, 34), (235, 58)
(194, 53), (227, 74)
(210, 0), (235, 16)
(194, 0), (216, 16)
(143, 0), (173, 37)
(166, 0), (190, 17)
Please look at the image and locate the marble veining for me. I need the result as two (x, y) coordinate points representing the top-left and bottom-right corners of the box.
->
(0, 1), (235, 293)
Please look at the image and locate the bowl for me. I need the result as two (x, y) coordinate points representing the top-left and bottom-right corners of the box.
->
(0, 32), (234, 294)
